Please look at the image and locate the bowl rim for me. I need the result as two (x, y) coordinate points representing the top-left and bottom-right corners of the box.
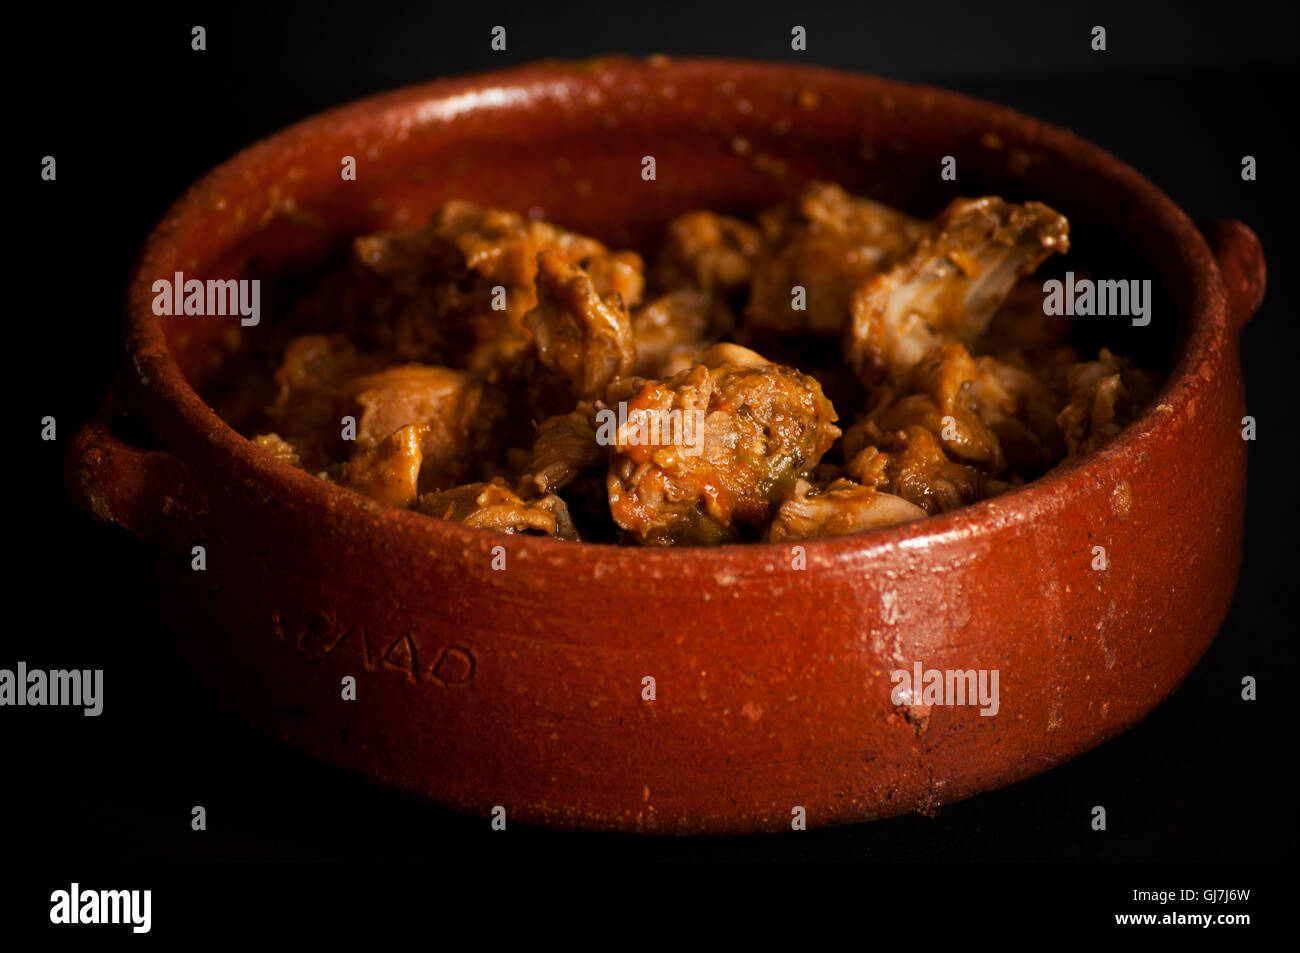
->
(122, 56), (1228, 572)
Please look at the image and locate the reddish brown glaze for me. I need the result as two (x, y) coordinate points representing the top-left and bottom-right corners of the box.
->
(66, 59), (1265, 833)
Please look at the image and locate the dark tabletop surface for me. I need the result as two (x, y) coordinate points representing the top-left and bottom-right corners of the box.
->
(7, 0), (1296, 931)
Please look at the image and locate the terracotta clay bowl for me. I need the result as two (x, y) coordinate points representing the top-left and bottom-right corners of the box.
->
(66, 58), (1265, 834)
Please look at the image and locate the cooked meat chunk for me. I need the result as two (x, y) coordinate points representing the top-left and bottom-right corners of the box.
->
(266, 334), (384, 471)
(339, 424), (426, 509)
(581, 251), (646, 308)
(525, 251), (636, 403)
(746, 181), (930, 336)
(847, 197), (1069, 386)
(766, 477), (927, 541)
(417, 479), (580, 540)
(604, 359), (841, 545)
(342, 217), (498, 367)
(344, 364), (505, 492)
(848, 343), (1008, 473)
(966, 352), (1068, 474)
(517, 407), (602, 496)
(659, 340), (772, 378)
(340, 200), (644, 372)
(630, 289), (735, 377)
(432, 199), (643, 307)
(1057, 348), (1159, 462)
(845, 340), (1071, 478)
(846, 426), (1013, 515)
(655, 211), (762, 293)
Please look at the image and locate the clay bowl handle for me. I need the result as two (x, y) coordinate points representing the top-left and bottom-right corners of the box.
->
(65, 404), (209, 558)
(1201, 219), (1266, 333)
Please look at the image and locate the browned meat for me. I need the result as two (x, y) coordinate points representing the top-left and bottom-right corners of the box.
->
(655, 211), (762, 293)
(581, 251), (646, 309)
(843, 343), (1006, 473)
(847, 197), (1069, 386)
(630, 289), (735, 377)
(516, 407), (602, 497)
(344, 364), (505, 492)
(265, 334), (385, 471)
(746, 181), (930, 336)
(339, 424), (425, 508)
(525, 251), (636, 403)
(1057, 348), (1160, 462)
(417, 479), (580, 540)
(435, 199), (643, 307)
(851, 340), (1073, 477)
(765, 477), (927, 541)
(338, 200), (644, 372)
(846, 426), (1014, 515)
(604, 358), (841, 545)
(967, 352), (1068, 474)
(659, 341), (772, 378)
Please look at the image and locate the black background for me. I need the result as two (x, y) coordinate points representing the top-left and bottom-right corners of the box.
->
(7, 0), (1298, 932)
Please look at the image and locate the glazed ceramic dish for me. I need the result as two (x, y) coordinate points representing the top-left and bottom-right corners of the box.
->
(67, 58), (1265, 833)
